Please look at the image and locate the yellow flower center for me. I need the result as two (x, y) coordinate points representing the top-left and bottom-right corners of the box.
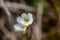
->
(24, 17), (29, 24)
(19, 26), (25, 30)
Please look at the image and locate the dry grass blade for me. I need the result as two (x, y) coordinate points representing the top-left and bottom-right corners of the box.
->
(0, 1), (35, 12)
(31, 2), (44, 40)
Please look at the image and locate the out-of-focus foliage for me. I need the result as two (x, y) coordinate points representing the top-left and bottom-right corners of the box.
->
(42, 3), (58, 33)
(42, 6), (49, 32)
(43, 6), (48, 16)
(42, 24), (49, 32)
(48, 33), (59, 40)
(51, 33), (59, 40)
(26, 0), (40, 7)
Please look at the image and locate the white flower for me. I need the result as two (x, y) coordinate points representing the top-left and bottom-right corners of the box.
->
(13, 24), (27, 32)
(13, 13), (33, 32)
(17, 13), (33, 26)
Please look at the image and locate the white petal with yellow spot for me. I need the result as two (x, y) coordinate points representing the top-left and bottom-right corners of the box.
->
(13, 24), (27, 32)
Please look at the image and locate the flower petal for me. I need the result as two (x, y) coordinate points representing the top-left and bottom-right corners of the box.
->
(28, 13), (33, 18)
(13, 24), (27, 32)
(21, 13), (27, 18)
(17, 16), (24, 24)
(28, 18), (33, 25)
(13, 24), (20, 31)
